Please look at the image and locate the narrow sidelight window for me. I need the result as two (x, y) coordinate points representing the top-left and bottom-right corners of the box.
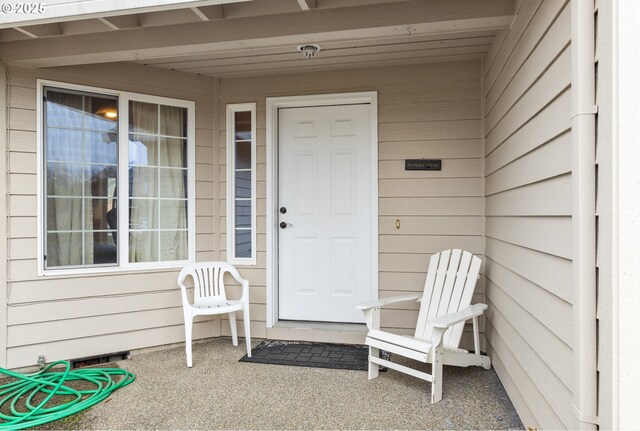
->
(226, 103), (256, 265)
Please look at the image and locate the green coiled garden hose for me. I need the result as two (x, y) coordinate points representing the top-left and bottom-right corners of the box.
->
(0, 360), (135, 430)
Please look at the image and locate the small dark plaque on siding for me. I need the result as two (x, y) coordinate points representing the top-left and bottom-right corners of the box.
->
(405, 159), (442, 171)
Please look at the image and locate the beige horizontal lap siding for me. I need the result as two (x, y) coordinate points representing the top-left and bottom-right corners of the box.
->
(5, 63), (216, 369)
(482, 0), (573, 429)
(218, 60), (483, 346)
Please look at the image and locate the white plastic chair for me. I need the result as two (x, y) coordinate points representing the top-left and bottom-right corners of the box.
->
(177, 261), (251, 367)
(356, 249), (491, 403)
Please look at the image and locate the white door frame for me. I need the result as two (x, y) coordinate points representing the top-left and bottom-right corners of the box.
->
(265, 92), (378, 327)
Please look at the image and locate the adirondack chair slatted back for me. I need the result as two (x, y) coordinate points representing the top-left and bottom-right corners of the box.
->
(414, 249), (481, 348)
(178, 262), (238, 304)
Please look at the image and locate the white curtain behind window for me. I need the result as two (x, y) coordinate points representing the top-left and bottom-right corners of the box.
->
(129, 101), (187, 263)
(47, 162), (90, 266)
(46, 92), (92, 267)
(159, 105), (187, 261)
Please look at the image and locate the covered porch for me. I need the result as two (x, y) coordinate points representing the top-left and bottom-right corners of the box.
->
(0, 0), (603, 429)
(43, 338), (523, 430)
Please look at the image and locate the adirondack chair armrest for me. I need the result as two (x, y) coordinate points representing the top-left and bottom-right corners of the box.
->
(429, 303), (488, 329)
(355, 293), (422, 310)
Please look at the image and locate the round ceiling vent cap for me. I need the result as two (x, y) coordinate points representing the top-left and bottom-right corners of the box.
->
(297, 44), (322, 59)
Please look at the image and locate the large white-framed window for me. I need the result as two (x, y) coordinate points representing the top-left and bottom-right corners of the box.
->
(226, 103), (256, 265)
(37, 80), (196, 275)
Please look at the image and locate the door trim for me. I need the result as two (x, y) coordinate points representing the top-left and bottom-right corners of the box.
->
(265, 92), (378, 327)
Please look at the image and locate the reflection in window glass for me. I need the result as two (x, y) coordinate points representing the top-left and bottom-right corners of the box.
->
(44, 87), (118, 268)
(227, 105), (255, 262)
(235, 230), (251, 258)
(235, 170), (251, 198)
(42, 85), (193, 272)
(129, 101), (157, 135)
(235, 142), (251, 169)
(235, 199), (251, 228)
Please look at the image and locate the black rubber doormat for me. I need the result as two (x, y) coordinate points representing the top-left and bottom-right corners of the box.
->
(240, 340), (368, 371)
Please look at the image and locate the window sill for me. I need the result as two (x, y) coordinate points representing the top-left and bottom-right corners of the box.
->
(227, 260), (257, 267)
(39, 262), (192, 279)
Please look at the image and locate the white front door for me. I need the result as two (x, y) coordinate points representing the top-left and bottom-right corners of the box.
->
(278, 104), (372, 323)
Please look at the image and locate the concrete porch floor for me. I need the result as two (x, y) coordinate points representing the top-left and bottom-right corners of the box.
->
(65, 338), (523, 430)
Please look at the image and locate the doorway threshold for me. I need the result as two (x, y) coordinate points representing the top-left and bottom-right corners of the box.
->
(267, 320), (367, 345)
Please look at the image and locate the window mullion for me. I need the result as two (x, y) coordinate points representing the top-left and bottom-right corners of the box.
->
(156, 108), (161, 262)
(81, 95), (86, 266)
(118, 96), (130, 267)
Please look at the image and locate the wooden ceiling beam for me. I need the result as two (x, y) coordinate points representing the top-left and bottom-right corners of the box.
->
(0, 0), (252, 29)
(0, 0), (514, 67)
(100, 15), (142, 30)
(297, 0), (318, 11)
(98, 17), (120, 30)
(60, 19), (114, 35)
(141, 29), (496, 65)
(190, 7), (210, 21)
(0, 28), (32, 42)
(197, 5), (225, 19)
(13, 27), (38, 39)
(13, 23), (63, 38)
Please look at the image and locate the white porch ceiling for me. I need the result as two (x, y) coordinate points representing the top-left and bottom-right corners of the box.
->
(0, 0), (515, 77)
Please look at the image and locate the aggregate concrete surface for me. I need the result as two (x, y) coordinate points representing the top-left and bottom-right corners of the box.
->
(69, 338), (524, 430)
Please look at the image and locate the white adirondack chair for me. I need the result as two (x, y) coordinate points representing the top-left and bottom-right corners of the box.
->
(356, 249), (491, 403)
(178, 262), (251, 367)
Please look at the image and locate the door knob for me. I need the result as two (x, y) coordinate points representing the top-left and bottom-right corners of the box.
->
(280, 222), (293, 229)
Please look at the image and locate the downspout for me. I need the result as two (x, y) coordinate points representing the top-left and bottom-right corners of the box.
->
(480, 57), (487, 355)
(571, 0), (598, 429)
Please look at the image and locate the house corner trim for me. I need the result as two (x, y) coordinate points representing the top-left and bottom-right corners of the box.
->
(0, 61), (8, 368)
